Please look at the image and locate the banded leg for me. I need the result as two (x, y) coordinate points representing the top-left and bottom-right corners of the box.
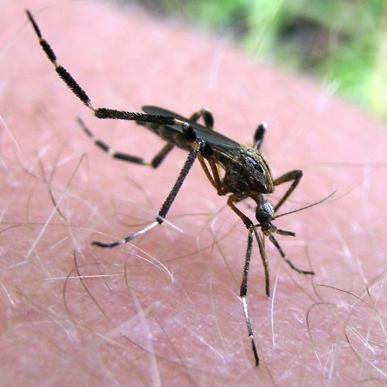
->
(229, 192), (313, 295)
(189, 108), (214, 129)
(240, 227), (260, 366)
(273, 169), (303, 212)
(253, 122), (267, 150)
(227, 196), (271, 296)
(92, 136), (204, 248)
(78, 118), (174, 168)
(26, 11), (187, 128)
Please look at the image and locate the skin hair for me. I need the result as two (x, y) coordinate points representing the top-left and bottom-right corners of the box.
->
(2, 1), (386, 385)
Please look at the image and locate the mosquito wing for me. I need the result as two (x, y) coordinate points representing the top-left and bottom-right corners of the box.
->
(142, 105), (240, 151)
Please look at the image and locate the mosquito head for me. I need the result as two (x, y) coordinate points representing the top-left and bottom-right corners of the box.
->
(255, 198), (275, 229)
(255, 197), (294, 237)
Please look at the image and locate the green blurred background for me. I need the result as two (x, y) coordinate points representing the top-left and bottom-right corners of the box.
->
(122, 0), (387, 118)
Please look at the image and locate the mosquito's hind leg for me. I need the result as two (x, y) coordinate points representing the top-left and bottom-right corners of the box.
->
(189, 108), (214, 129)
(26, 10), (179, 127)
(78, 118), (174, 168)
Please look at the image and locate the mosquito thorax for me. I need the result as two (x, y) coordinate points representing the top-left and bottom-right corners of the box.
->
(242, 146), (274, 193)
(222, 146), (274, 195)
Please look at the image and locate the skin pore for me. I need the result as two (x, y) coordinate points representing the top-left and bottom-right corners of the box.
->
(1, 1), (386, 385)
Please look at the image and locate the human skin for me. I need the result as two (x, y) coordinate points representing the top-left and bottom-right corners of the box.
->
(1, 0), (386, 385)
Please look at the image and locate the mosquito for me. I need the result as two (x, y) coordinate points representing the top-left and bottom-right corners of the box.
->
(27, 9), (326, 366)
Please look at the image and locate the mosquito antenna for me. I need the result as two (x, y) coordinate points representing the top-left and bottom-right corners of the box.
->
(274, 191), (336, 219)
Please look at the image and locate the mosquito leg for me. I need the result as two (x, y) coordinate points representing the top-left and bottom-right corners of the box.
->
(196, 151), (226, 197)
(78, 118), (174, 168)
(150, 143), (175, 168)
(207, 159), (223, 192)
(253, 122), (267, 150)
(240, 227), (259, 366)
(26, 10), (180, 127)
(227, 195), (254, 229)
(196, 154), (217, 189)
(92, 134), (204, 248)
(268, 234), (315, 275)
(227, 196), (271, 295)
(78, 118), (146, 165)
(156, 138), (202, 223)
(272, 169), (303, 212)
(253, 228), (271, 297)
(189, 108), (214, 129)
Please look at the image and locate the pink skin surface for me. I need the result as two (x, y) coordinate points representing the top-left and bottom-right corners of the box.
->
(1, 1), (387, 385)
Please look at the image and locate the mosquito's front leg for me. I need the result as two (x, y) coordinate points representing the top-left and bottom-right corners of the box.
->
(273, 170), (303, 212)
(240, 227), (260, 366)
(227, 195), (271, 296)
